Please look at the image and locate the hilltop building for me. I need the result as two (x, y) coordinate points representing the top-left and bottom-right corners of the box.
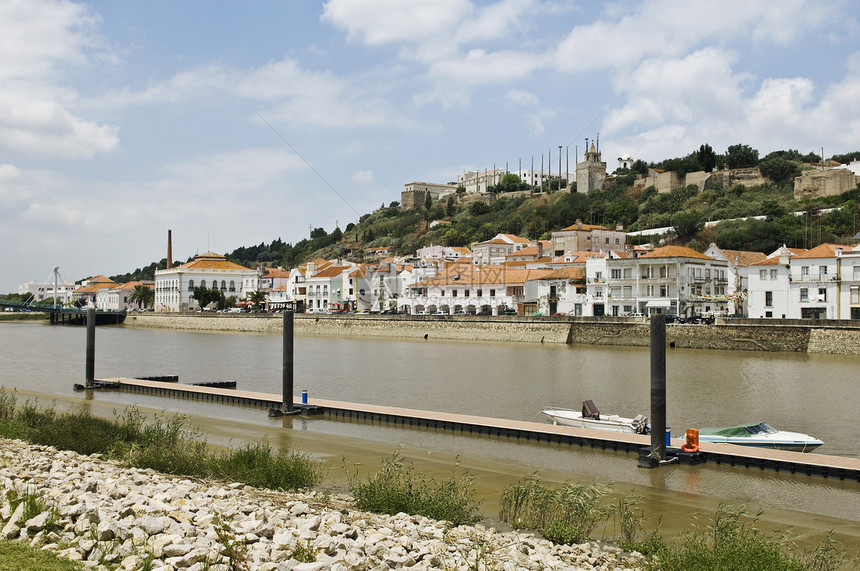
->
(575, 142), (606, 193)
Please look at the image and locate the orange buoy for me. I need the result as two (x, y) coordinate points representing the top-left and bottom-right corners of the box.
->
(681, 428), (699, 453)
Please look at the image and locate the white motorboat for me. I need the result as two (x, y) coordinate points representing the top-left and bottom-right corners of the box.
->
(541, 400), (650, 434)
(696, 422), (823, 452)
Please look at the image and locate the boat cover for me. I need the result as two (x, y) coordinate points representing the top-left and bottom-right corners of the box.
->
(581, 400), (600, 420)
(698, 422), (775, 437)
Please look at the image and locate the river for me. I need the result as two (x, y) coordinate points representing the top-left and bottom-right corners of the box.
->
(1, 321), (859, 550)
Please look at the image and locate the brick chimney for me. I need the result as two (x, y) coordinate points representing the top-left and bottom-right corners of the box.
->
(167, 229), (173, 269)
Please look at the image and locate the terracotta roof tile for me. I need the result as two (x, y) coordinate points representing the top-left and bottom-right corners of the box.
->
(641, 245), (713, 260)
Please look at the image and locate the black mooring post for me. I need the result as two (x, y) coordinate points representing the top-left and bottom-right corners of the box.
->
(650, 313), (667, 462)
(85, 307), (95, 388)
(282, 310), (294, 412)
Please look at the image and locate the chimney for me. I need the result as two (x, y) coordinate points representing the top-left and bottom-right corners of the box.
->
(576, 219), (583, 230)
(167, 229), (173, 269)
(538, 241), (544, 259)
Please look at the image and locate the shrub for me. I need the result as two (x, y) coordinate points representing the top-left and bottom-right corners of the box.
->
(347, 450), (482, 526)
(499, 475), (611, 544)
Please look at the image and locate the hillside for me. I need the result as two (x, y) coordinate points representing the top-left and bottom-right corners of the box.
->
(111, 148), (860, 282)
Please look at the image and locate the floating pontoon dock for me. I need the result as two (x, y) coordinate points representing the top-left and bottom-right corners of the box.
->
(97, 377), (860, 482)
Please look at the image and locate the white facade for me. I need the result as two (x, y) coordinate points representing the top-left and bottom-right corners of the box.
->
(585, 247), (729, 317)
(744, 243), (860, 320)
(17, 280), (74, 304)
(154, 252), (256, 312)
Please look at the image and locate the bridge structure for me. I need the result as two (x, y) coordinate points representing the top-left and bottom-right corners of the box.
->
(0, 300), (125, 325)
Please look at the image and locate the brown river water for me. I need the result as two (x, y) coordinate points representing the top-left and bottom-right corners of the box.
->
(1, 321), (859, 552)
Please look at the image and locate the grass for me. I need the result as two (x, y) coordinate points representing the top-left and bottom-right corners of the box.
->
(499, 474), (611, 544)
(346, 450), (482, 526)
(499, 475), (850, 570)
(0, 541), (83, 570)
(0, 388), (323, 492)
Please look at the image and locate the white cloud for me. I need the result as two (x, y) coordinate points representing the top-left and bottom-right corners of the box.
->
(554, 0), (833, 73)
(505, 89), (554, 138)
(352, 170), (374, 183)
(0, 0), (119, 158)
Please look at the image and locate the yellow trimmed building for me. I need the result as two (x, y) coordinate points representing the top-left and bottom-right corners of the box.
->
(154, 252), (257, 312)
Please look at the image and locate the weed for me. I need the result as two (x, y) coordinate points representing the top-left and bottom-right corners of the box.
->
(801, 530), (848, 571)
(213, 441), (323, 491)
(5, 486), (60, 532)
(646, 504), (806, 571)
(0, 387), (16, 418)
(212, 512), (249, 571)
(499, 475), (610, 544)
(347, 450), (482, 526)
(291, 539), (316, 563)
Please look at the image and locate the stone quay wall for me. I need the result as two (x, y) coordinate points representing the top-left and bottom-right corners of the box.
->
(124, 314), (860, 354)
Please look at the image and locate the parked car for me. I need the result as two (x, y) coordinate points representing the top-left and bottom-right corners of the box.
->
(626, 312), (646, 318)
(665, 314), (686, 324)
(725, 314), (747, 319)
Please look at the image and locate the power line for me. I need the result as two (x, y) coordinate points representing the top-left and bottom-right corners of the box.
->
(254, 110), (361, 218)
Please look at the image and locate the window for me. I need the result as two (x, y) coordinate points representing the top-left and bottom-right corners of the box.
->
(660, 266), (667, 278)
(477, 289), (483, 297)
(623, 268), (632, 278)
(801, 266), (809, 277)
(800, 288), (808, 302)
(705, 269), (710, 279)
(851, 286), (859, 304)
(452, 290), (457, 297)
(818, 288), (827, 302)
(595, 272), (602, 281)
(819, 266), (828, 279)
(770, 269), (778, 280)
(605, 237), (609, 244)
(611, 269), (621, 279)
(221, 280), (227, 291)
(760, 270), (767, 280)
(229, 281), (235, 292)
(200, 280), (206, 289)
(765, 291), (773, 307)
(188, 280), (194, 291)
(490, 289), (496, 297)
(660, 285), (667, 297)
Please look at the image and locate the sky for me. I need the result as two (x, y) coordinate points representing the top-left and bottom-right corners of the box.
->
(2, 0), (859, 293)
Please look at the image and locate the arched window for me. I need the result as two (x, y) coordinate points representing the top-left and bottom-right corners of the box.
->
(188, 279), (195, 291)
(229, 281), (236, 292)
(221, 280), (227, 291)
(200, 280), (206, 289)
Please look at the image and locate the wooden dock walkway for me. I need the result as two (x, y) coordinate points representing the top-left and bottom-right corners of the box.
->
(100, 377), (860, 482)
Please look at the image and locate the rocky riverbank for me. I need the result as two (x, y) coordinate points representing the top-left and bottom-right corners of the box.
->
(0, 438), (645, 570)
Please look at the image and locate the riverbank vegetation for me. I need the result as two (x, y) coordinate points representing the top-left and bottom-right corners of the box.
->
(0, 389), (322, 491)
(0, 388), (851, 570)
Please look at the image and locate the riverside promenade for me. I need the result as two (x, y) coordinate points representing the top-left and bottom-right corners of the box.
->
(125, 312), (860, 354)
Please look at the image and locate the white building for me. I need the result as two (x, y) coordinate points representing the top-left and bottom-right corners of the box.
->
(18, 280), (75, 304)
(744, 243), (860, 320)
(702, 244), (767, 315)
(96, 281), (149, 311)
(154, 252), (256, 312)
(586, 246), (729, 318)
(470, 234), (532, 265)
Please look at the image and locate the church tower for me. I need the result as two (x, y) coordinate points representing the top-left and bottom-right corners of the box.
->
(575, 142), (607, 193)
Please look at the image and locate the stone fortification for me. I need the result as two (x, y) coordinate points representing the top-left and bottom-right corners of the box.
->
(125, 314), (860, 354)
(0, 438), (644, 570)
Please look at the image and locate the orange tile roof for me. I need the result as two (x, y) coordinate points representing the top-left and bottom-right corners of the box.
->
(710, 247), (767, 266)
(540, 267), (586, 280)
(558, 222), (610, 232)
(310, 265), (352, 278)
(794, 243), (854, 259)
(641, 245), (713, 260)
(415, 266), (555, 287)
(177, 252), (252, 272)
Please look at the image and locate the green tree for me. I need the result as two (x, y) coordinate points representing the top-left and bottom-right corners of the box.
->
(128, 284), (154, 309)
(725, 144), (759, 169)
(758, 157), (800, 185)
(696, 144), (717, 172)
(246, 289), (268, 310)
(424, 192), (432, 209)
(191, 286), (222, 310)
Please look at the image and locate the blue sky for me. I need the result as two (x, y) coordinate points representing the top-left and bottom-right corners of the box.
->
(2, 0), (859, 292)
